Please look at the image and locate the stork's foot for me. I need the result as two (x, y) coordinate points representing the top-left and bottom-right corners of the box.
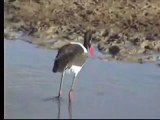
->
(69, 89), (74, 102)
(51, 95), (63, 102)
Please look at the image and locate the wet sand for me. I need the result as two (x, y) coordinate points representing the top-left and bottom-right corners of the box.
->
(4, 40), (160, 119)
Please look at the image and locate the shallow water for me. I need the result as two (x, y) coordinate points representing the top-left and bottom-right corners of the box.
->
(4, 40), (160, 119)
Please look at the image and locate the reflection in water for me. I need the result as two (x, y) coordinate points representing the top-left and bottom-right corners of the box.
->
(68, 99), (72, 119)
(43, 96), (73, 119)
(55, 97), (61, 119)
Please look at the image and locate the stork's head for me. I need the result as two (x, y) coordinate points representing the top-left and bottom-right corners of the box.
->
(83, 30), (94, 57)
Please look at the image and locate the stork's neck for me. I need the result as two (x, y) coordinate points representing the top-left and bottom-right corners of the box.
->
(83, 40), (88, 49)
(83, 31), (92, 49)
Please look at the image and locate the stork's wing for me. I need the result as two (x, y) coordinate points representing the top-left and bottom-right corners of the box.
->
(53, 44), (85, 72)
(55, 44), (84, 60)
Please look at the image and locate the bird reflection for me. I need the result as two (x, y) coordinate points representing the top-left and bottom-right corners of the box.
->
(43, 96), (73, 119)
(68, 98), (72, 119)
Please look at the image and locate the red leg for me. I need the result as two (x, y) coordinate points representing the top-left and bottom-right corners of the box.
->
(69, 74), (76, 101)
(69, 89), (74, 101)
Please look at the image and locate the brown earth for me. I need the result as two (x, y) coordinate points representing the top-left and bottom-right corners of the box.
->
(4, 0), (160, 63)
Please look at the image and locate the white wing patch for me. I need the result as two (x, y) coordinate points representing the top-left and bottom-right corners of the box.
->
(66, 65), (82, 76)
(70, 42), (87, 53)
(65, 42), (88, 76)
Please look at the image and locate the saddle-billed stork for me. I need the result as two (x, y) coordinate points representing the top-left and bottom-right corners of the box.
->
(52, 30), (94, 100)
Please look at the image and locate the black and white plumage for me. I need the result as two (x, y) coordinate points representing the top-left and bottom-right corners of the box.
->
(52, 31), (94, 100)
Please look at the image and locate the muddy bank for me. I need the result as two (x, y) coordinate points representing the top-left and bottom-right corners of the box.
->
(4, 0), (160, 63)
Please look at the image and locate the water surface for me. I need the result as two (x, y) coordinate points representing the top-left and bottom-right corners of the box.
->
(4, 40), (160, 119)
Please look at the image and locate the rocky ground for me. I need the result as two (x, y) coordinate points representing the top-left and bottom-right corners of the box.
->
(4, 0), (160, 63)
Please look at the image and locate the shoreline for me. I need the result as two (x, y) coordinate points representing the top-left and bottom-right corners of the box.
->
(5, 37), (160, 64)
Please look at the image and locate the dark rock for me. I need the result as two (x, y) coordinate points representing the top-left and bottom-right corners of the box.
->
(102, 29), (109, 37)
(138, 58), (144, 64)
(131, 37), (140, 46)
(28, 27), (38, 35)
(140, 41), (152, 50)
(109, 33), (120, 40)
(86, 10), (93, 15)
(144, 45), (152, 50)
(108, 45), (120, 57)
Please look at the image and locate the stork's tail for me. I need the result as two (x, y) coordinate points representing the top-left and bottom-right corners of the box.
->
(52, 60), (58, 73)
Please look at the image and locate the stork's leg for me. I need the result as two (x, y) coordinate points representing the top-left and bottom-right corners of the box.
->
(58, 70), (65, 97)
(69, 74), (77, 101)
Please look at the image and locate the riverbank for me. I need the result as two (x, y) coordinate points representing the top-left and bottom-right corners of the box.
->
(4, 0), (160, 63)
